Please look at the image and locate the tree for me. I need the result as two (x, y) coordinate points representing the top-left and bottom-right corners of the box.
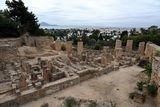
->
(148, 25), (159, 35)
(94, 43), (102, 50)
(5, 0), (40, 35)
(0, 10), (21, 37)
(120, 30), (128, 39)
(130, 28), (136, 36)
(89, 30), (100, 41)
(88, 38), (96, 46)
(98, 34), (103, 40)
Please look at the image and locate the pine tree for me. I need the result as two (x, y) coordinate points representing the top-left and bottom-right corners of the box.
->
(5, 0), (40, 35)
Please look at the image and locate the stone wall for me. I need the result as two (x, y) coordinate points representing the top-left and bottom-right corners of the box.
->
(33, 36), (54, 49)
(145, 42), (160, 59)
(0, 36), (54, 49)
(151, 56), (160, 107)
(0, 38), (22, 47)
(0, 76), (79, 107)
(0, 45), (18, 62)
(0, 65), (117, 107)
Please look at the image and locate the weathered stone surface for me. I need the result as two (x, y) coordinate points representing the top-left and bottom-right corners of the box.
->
(151, 56), (160, 106)
(115, 48), (123, 58)
(77, 42), (83, 55)
(126, 40), (133, 52)
(55, 40), (61, 51)
(138, 42), (145, 56)
(115, 40), (122, 49)
(145, 42), (160, 59)
(0, 45), (18, 62)
(66, 41), (72, 54)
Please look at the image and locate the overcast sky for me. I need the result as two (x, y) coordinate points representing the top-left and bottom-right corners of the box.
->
(0, 0), (160, 27)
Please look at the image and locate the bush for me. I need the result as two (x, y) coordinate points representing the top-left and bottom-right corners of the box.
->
(94, 44), (102, 50)
(61, 44), (66, 51)
(63, 97), (77, 107)
(144, 63), (152, 78)
(129, 92), (138, 99)
(89, 101), (97, 107)
(147, 84), (158, 96)
(88, 38), (96, 46)
(137, 81), (146, 91)
(138, 59), (149, 68)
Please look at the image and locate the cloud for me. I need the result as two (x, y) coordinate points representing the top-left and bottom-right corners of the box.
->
(0, 0), (160, 27)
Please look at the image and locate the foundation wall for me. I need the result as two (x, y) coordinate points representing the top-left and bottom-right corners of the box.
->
(151, 57), (160, 107)
(145, 42), (160, 59)
(0, 46), (18, 62)
(0, 66), (117, 107)
(0, 76), (79, 107)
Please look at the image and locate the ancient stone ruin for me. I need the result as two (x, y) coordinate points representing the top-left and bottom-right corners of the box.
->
(0, 35), (157, 107)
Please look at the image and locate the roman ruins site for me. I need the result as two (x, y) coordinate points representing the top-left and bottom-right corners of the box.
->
(0, 33), (160, 107)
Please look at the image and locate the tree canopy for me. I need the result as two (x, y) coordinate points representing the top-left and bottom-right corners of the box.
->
(5, 0), (41, 35)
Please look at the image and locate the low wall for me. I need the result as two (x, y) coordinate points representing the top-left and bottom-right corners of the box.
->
(77, 65), (116, 82)
(0, 76), (79, 107)
(0, 65), (118, 107)
(0, 45), (18, 62)
(145, 42), (160, 60)
(151, 57), (160, 107)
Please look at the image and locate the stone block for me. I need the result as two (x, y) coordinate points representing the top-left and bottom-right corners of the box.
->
(115, 40), (122, 49)
(126, 40), (133, 52)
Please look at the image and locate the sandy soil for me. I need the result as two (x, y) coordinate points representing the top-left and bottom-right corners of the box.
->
(21, 66), (155, 107)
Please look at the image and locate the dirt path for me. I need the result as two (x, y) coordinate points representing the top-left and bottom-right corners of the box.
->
(21, 66), (155, 107)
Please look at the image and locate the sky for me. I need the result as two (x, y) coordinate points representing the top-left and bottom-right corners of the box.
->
(0, 0), (160, 27)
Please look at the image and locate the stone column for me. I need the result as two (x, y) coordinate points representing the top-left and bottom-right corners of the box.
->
(115, 40), (122, 49)
(145, 42), (154, 58)
(101, 56), (107, 65)
(115, 48), (123, 58)
(66, 41), (72, 54)
(126, 40), (133, 52)
(77, 42), (83, 55)
(138, 42), (145, 56)
(55, 40), (61, 51)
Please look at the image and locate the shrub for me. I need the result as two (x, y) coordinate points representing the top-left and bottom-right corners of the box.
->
(129, 92), (138, 99)
(144, 63), (152, 78)
(137, 81), (146, 91)
(89, 101), (97, 107)
(63, 97), (77, 107)
(94, 44), (102, 50)
(147, 84), (158, 97)
(138, 59), (149, 68)
(61, 44), (66, 51)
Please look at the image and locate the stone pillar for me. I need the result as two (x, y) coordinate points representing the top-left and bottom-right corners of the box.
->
(77, 42), (83, 55)
(138, 42), (145, 56)
(115, 40), (122, 49)
(106, 53), (113, 64)
(115, 48), (123, 58)
(101, 56), (107, 65)
(144, 42), (157, 59)
(55, 40), (61, 51)
(126, 40), (133, 52)
(43, 68), (50, 82)
(66, 41), (72, 54)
